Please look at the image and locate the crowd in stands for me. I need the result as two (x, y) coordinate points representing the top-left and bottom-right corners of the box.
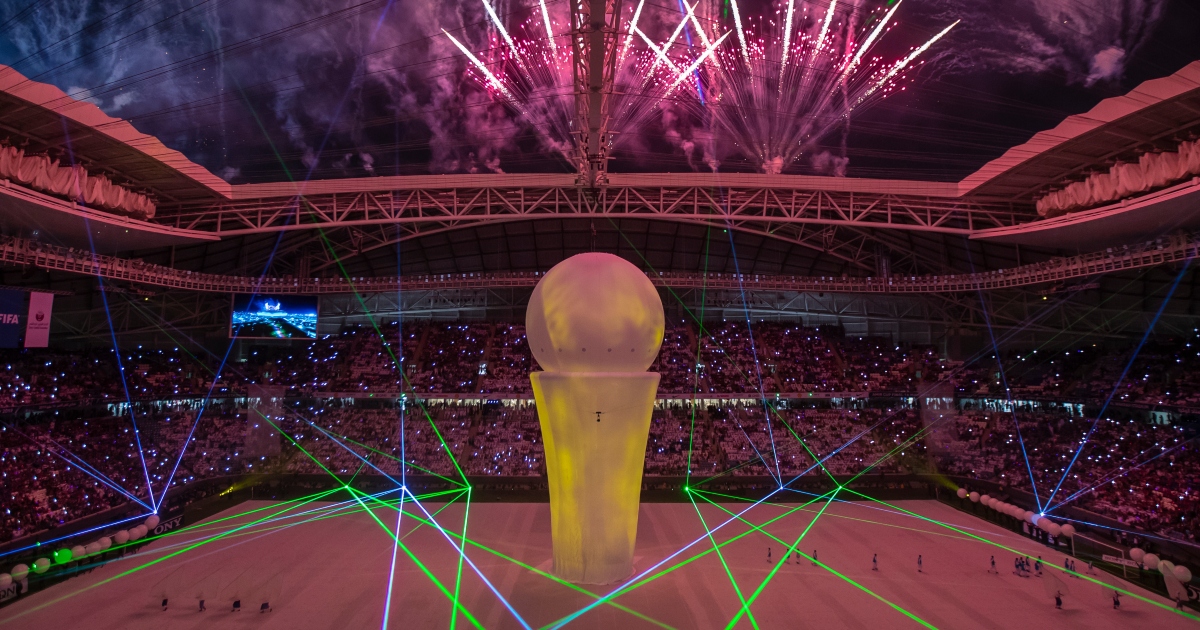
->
(930, 405), (1199, 543)
(1, 321), (1198, 549)
(2, 322), (1198, 411)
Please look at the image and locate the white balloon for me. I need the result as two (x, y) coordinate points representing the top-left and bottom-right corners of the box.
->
(981, 494), (991, 506)
(956, 488), (968, 499)
(114, 530), (130, 544)
(71, 545), (86, 560)
(32, 558), (50, 574)
(1160, 560), (1176, 576)
(85, 542), (102, 556)
(1046, 523), (1062, 537)
(10, 564), (29, 581)
(145, 515), (161, 530)
(1024, 511), (1035, 523)
(129, 525), (146, 541)
(98, 536), (112, 550)
(1031, 515), (1042, 527)
(1129, 548), (1146, 562)
(1059, 524), (1076, 538)
(1144, 554), (1160, 570)
(969, 492), (980, 503)
(0, 573), (11, 588)
(1174, 565), (1193, 583)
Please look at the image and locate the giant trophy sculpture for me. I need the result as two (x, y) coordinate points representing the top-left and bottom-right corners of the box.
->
(526, 252), (664, 584)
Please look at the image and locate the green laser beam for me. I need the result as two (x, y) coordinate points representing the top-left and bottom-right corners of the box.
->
(723, 486), (837, 628)
(687, 490), (761, 630)
(842, 487), (1200, 621)
(694, 490), (938, 630)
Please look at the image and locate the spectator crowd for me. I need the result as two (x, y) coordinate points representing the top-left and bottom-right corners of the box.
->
(1, 321), (1197, 550)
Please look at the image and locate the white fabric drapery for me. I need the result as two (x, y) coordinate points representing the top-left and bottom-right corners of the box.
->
(0, 143), (156, 219)
(1037, 139), (1200, 217)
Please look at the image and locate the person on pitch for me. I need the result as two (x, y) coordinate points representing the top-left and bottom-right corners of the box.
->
(198, 599), (206, 612)
(162, 598), (168, 612)
(1054, 591), (1063, 610)
(1112, 590), (1121, 610)
(872, 554), (878, 571)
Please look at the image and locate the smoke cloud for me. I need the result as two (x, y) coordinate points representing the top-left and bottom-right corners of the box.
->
(923, 0), (1165, 85)
(0, 0), (1172, 180)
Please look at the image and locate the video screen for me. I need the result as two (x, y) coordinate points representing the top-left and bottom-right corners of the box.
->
(230, 294), (318, 339)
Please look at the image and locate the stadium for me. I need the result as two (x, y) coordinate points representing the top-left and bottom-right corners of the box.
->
(1, 0), (1199, 627)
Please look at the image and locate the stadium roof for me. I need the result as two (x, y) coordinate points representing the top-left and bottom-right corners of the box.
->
(960, 61), (1200, 200)
(0, 64), (229, 203)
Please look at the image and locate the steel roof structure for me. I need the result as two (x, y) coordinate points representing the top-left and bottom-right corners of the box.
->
(2, 55), (1200, 345)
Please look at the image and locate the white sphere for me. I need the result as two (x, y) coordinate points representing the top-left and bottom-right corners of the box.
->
(98, 536), (112, 550)
(1160, 560), (1176, 575)
(32, 558), (50, 574)
(1144, 553), (1160, 570)
(71, 545), (86, 560)
(113, 530), (130, 544)
(10, 564), (28, 581)
(85, 542), (102, 555)
(1059, 524), (1076, 538)
(1030, 514), (1041, 527)
(980, 494), (991, 506)
(1174, 565), (1192, 583)
(1045, 523), (1062, 537)
(526, 253), (664, 373)
(969, 492), (980, 503)
(145, 515), (161, 530)
(0, 573), (10, 588)
(1129, 548), (1146, 562)
(1024, 511), (1035, 523)
(130, 525), (147, 541)
(956, 488), (967, 499)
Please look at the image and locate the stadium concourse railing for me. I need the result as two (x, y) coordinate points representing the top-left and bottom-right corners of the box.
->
(2, 232), (1199, 295)
(5, 389), (1200, 418)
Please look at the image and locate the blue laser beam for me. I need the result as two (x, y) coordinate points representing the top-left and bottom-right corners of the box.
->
(549, 484), (793, 628)
(966, 247), (1042, 512)
(1044, 257), (1193, 510)
(403, 488), (532, 629)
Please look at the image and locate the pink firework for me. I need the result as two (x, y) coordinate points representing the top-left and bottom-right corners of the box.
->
(445, 0), (957, 173)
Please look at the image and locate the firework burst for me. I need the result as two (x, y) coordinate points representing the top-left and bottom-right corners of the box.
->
(444, 0), (957, 174)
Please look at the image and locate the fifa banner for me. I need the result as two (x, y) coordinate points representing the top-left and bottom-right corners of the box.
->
(0, 290), (22, 348)
(24, 292), (53, 348)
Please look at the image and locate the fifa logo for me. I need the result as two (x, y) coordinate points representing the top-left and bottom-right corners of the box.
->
(0, 314), (17, 324)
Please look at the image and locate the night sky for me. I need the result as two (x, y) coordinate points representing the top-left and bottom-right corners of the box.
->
(1, 0), (1196, 183)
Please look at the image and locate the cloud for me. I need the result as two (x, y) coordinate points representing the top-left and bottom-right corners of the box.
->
(1086, 46), (1127, 86)
(923, 0), (1165, 85)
